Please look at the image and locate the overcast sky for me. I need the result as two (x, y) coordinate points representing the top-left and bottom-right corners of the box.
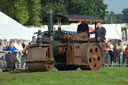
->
(104, 0), (128, 14)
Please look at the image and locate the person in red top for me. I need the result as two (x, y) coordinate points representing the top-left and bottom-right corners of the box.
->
(104, 41), (113, 66)
(124, 44), (128, 67)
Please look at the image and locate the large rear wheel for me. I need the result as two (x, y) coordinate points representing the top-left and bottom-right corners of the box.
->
(80, 43), (103, 70)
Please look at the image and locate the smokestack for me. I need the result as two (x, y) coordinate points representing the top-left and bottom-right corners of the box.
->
(48, 10), (53, 35)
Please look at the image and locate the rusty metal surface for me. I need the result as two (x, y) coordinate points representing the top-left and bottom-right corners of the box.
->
(68, 18), (103, 22)
(26, 46), (54, 72)
(74, 57), (81, 64)
(80, 43), (102, 70)
(73, 44), (81, 64)
(73, 44), (81, 56)
(48, 44), (54, 61)
(81, 43), (90, 64)
(71, 32), (88, 41)
(26, 48), (48, 62)
(58, 43), (65, 55)
(27, 62), (53, 72)
(66, 43), (73, 64)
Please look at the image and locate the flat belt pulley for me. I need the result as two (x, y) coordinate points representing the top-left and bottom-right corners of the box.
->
(26, 47), (54, 72)
(80, 43), (103, 70)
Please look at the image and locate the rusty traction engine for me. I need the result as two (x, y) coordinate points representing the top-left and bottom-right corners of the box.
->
(26, 13), (104, 72)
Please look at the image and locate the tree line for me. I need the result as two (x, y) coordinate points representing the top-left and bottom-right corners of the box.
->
(0, 0), (41, 26)
(105, 8), (128, 24)
(3, 0), (127, 26)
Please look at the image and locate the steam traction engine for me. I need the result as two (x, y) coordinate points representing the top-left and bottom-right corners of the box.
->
(26, 13), (104, 72)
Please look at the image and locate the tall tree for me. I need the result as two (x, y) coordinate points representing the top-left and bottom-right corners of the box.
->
(41, 0), (107, 21)
(41, 0), (67, 19)
(122, 8), (128, 23)
(105, 11), (124, 24)
(26, 0), (41, 26)
(67, 0), (107, 19)
(0, 0), (29, 24)
(0, 0), (41, 26)
(114, 14), (124, 23)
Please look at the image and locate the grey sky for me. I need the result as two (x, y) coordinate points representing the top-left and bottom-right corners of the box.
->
(104, 0), (128, 14)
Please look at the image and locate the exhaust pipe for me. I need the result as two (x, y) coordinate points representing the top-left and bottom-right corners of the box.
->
(48, 10), (53, 35)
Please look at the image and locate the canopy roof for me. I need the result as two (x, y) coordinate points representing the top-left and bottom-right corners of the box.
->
(43, 14), (103, 24)
(54, 15), (103, 22)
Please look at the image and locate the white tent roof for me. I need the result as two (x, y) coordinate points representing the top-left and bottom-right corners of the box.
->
(0, 11), (33, 40)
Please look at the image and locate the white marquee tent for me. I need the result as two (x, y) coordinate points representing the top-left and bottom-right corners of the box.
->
(61, 23), (122, 41)
(0, 11), (33, 40)
(101, 24), (122, 40)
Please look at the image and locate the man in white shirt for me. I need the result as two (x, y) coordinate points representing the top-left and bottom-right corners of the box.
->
(14, 40), (23, 52)
(14, 40), (24, 69)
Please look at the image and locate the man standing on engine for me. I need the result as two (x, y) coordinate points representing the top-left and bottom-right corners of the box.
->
(90, 23), (106, 42)
(77, 22), (90, 37)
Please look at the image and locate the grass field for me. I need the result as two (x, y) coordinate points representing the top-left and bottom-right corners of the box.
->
(0, 67), (128, 85)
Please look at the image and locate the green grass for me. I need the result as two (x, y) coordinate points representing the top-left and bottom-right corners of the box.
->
(0, 67), (128, 85)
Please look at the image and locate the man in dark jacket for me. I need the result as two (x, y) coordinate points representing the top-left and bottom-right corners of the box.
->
(77, 22), (90, 37)
(90, 23), (106, 42)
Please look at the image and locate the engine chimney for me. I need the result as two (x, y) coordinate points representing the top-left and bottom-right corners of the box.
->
(48, 10), (53, 35)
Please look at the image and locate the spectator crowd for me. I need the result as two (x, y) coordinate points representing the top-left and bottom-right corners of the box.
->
(104, 40), (128, 67)
(0, 36), (36, 71)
